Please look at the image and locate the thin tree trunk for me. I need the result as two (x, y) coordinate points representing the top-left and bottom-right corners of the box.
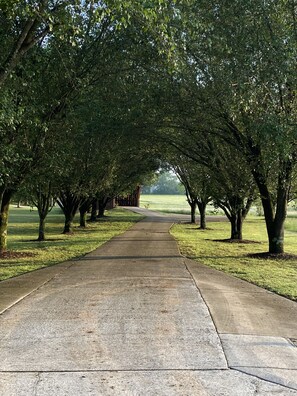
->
(79, 210), (87, 227)
(189, 201), (196, 224)
(90, 199), (98, 222)
(35, 186), (53, 241)
(38, 216), (46, 241)
(197, 201), (207, 229)
(79, 200), (91, 227)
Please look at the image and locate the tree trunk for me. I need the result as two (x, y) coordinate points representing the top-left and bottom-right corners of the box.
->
(38, 216), (46, 241)
(79, 209), (87, 227)
(79, 200), (91, 227)
(197, 201), (207, 229)
(63, 214), (74, 234)
(36, 186), (53, 241)
(267, 223), (284, 253)
(189, 201), (196, 224)
(230, 213), (243, 240)
(98, 206), (105, 217)
(89, 199), (98, 222)
(253, 167), (290, 254)
(97, 197), (108, 218)
(259, 186), (287, 254)
(217, 197), (246, 241)
(0, 190), (12, 254)
(57, 191), (81, 234)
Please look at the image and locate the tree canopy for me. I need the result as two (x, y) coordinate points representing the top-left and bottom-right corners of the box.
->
(1, 1), (296, 254)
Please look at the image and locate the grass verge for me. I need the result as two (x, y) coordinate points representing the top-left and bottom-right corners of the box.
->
(0, 206), (143, 281)
(171, 217), (297, 301)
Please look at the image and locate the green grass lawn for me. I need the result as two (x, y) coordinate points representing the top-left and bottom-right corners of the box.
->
(2, 198), (297, 301)
(140, 196), (297, 299)
(140, 194), (221, 215)
(140, 194), (190, 213)
(0, 206), (143, 281)
(171, 217), (297, 301)
(140, 194), (297, 232)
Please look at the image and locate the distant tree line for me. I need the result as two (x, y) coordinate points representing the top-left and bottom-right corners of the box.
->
(142, 172), (185, 195)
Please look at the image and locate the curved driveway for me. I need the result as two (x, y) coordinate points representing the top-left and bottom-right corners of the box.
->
(0, 209), (296, 395)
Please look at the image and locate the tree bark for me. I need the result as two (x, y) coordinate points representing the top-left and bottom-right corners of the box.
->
(38, 216), (46, 241)
(197, 201), (207, 229)
(36, 186), (53, 241)
(79, 209), (87, 227)
(252, 165), (290, 254)
(0, 190), (13, 253)
(57, 191), (81, 234)
(267, 223), (285, 254)
(190, 201), (196, 223)
(230, 213), (243, 240)
(217, 199), (247, 241)
(79, 200), (91, 227)
(259, 185), (287, 254)
(63, 214), (75, 234)
(89, 199), (98, 222)
(97, 197), (108, 218)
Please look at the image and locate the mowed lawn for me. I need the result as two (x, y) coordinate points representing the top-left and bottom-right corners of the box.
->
(0, 206), (143, 281)
(140, 194), (190, 213)
(171, 218), (297, 301)
(140, 194), (226, 215)
(2, 197), (297, 300)
(141, 194), (297, 300)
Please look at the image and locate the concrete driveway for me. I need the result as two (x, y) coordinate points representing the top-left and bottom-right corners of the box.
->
(0, 208), (296, 395)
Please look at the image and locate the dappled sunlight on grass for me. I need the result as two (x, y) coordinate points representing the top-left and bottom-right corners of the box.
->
(171, 218), (297, 300)
(0, 206), (143, 281)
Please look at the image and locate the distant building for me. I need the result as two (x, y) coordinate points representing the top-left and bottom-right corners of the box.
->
(116, 186), (140, 207)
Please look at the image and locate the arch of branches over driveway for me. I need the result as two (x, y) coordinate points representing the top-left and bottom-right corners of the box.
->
(0, 0), (296, 256)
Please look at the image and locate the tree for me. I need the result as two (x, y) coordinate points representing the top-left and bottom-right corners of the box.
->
(23, 181), (55, 241)
(172, 159), (212, 227)
(0, 0), (176, 253)
(150, 172), (184, 195)
(158, 0), (297, 252)
(167, 129), (256, 239)
(198, 0), (297, 252)
(0, 0), (174, 87)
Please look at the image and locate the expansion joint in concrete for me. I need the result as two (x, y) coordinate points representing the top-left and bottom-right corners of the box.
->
(231, 366), (297, 392)
(0, 263), (75, 315)
(0, 368), (230, 374)
(182, 257), (230, 369)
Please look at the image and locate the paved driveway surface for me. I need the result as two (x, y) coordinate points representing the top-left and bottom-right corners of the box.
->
(0, 208), (296, 395)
